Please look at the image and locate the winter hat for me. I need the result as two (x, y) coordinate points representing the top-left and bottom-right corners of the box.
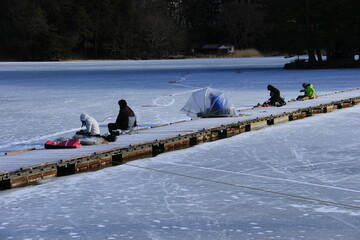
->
(118, 99), (127, 107)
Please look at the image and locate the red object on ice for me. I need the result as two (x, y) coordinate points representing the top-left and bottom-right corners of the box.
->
(44, 138), (82, 149)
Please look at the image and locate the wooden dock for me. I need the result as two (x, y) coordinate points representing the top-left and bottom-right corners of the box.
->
(1, 90), (360, 190)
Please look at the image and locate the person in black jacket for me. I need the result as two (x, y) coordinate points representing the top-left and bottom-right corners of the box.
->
(263, 85), (286, 106)
(108, 99), (136, 134)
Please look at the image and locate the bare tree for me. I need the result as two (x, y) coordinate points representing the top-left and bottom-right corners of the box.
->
(220, 1), (264, 49)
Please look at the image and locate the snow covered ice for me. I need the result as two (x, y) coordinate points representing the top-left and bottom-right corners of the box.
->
(0, 57), (360, 239)
(1, 57), (360, 153)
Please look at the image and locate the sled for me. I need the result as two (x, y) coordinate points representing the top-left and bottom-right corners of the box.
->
(254, 101), (286, 108)
(254, 103), (273, 108)
(44, 138), (82, 149)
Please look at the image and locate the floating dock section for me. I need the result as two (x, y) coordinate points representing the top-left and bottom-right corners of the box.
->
(1, 89), (360, 190)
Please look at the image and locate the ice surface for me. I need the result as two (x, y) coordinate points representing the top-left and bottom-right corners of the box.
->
(1, 57), (360, 153)
(0, 57), (360, 239)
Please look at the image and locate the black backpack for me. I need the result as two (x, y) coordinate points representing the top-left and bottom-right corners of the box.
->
(102, 134), (117, 142)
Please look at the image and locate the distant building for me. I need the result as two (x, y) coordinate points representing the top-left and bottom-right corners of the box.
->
(201, 44), (234, 55)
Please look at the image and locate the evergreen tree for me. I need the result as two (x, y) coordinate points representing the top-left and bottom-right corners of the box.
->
(264, 0), (360, 62)
(0, 0), (359, 62)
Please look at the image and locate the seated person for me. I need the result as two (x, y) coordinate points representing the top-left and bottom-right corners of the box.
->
(77, 113), (100, 136)
(297, 83), (316, 100)
(209, 93), (225, 114)
(108, 99), (136, 134)
(264, 85), (286, 106)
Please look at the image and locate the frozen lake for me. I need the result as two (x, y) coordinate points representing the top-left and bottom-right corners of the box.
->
(1, 57), (360, 153)
(0, 57), (360, 239)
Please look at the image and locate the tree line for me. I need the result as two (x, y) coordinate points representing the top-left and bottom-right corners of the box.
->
(0, 0), (359, 62)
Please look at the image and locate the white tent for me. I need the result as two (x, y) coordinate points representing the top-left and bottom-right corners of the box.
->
(181, 87), (236, 118)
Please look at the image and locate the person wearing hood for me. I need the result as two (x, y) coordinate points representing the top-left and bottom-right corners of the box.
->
(77, 113), (100, 136)
(108, 99), (136, 134)
(297, 83), (316, 100)
(263, 85), (286, 106)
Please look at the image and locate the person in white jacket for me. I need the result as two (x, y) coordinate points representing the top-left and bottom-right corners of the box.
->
(77, 113), (100, 136)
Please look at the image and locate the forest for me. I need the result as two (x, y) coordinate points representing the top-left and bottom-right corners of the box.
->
(0, 0), (359, 63)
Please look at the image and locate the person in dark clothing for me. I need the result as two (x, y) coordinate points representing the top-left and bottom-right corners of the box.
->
(209, 93), (225, 115)
(108, 99), (136, 134)
(263, 85), (286, 106)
